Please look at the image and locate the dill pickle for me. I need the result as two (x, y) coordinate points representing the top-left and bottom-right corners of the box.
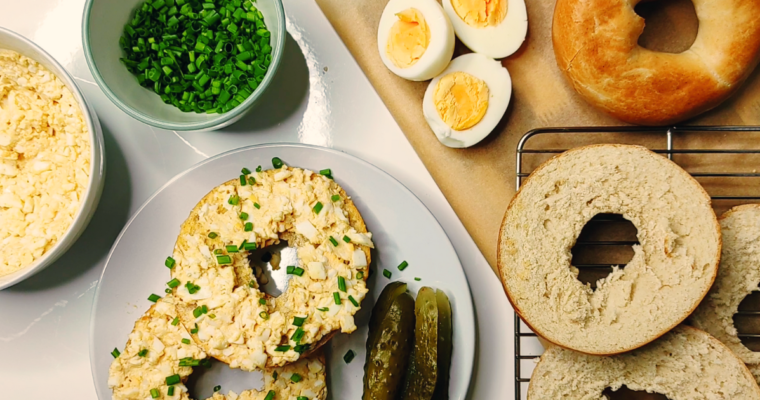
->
(362, 291), (415, 400)
(400, 287), (439, 400)
(367, 282), (408, 347)
(433, 289), (453, 400)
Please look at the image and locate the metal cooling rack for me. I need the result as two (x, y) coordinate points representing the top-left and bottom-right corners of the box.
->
(513, 126), (760, 400)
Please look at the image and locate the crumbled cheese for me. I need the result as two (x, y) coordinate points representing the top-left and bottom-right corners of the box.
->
(0, 49), (90, 277)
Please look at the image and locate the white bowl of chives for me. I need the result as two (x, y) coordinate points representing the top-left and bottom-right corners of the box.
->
(82, 0), (285, 131)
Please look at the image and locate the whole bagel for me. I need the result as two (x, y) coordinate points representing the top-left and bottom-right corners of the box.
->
(528, 326), (760, 400)
(552, 0), (760, 125)
(498, 144), (721, 355)
(170, 165), (373, 370)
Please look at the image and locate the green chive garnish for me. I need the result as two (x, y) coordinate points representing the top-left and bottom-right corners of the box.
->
(273, 371), (278, 380)
(264, 391), (275, 400)
(166, 374), (181, 386)
(343, 235), (351, 243)
(111, 348), (120, 358)
(338, 276), (347, 292)
(348, 295), (359, 307)
(214, 249), (223, 255)
(240, 175), (247, 185)
(138, 349), (148, 357)
(226, 245), (239, 253)
(317, 307), (329, 312)
(260, 311), (270, 320)
(331, 194), (340, 202)
(291, 327), (305, 343)
(217, 255), (232, 264)
(414, 277), (421, 281)
(244, 242), (257, 251)
(298, 397), (308, 400)
(286, 265), (295, 274)
(190, 324), (198, 334)
(275, 345), (290, 352)
(254, 202), (260, 209)
(148, 294), (161, 303)
(344, 349), (355, 364)
(193, 307), (203, 318)
(272, 157), (283, 169)
(168, 386), (175, 396)
(329, 236), (339, 246)
(293, 267), (304, 277)
(182, 338), (191, 345)
(167, 278), (181, 288)
(397, 261), (409, 271)
(293, 316), (306, 326)
(333, 292), (341, 305)
(242, 167), (252, 175)
(294, 344), (310, 354)
(256, 166), (262, 172)
(259, 298), (267, 305)
(248, 280), (256, 288)
(357, 271), (364, 279)
(313, 202), (323, 214)
(208, 232), (218, 239)
(239, 212), (249, 220)
(290, 373), (302, 383)
(248, 176), (255, 185)
(228, 195), (240, 205)
(319, 168), (332, 177)
(150, 388), (159, 399)
(165, 288), (172, 294)
(171, 317), (180, 326)
(383, 269), (392, 279)
(185, 281), (200, 294)
(165, 257), (176, 269)
(214, 385), (221, 392)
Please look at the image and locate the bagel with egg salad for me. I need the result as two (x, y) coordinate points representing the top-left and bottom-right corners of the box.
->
(108, 296), (328, 400)
(552, 0), (760, 125)
(170, 163), (373, 370)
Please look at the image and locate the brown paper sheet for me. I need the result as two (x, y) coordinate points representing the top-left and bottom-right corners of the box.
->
(315, 0), (760, 272)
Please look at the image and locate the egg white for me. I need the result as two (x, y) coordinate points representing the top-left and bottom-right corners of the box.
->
(377, 0), (455, 81)
(442, 0), (528, 59)
(422, 53), (512, 148)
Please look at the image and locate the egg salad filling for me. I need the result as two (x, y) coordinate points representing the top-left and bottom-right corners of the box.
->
(433, 71), (490, 131)
(386, 8), (431, 68)
(171, 165), (373, 370)
(108, 296), (327, 400)
(0, 49), (90, 277)
(451, 0), (507, 28)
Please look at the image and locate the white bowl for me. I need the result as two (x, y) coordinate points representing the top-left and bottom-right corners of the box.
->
(82, 0), (286, 132)
(0, 27), (106, 290)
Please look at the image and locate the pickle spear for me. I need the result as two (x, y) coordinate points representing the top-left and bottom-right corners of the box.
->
(433, 289), (453, 400)
(367, 282), (408, 347)
(363, 291), (415, 400)
(400, 287), (439, 400)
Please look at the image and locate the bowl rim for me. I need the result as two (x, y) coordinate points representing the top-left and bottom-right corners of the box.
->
(0, 27), (106, 290)
(80, 0), (286, 131)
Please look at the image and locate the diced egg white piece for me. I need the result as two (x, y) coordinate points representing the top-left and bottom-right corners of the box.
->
(353, 249), (368, 268)
(308, 262), (327, 280)
(151, 337), (165, 353)
(295, 220), (319, 242)
(347, 231), (375, 248)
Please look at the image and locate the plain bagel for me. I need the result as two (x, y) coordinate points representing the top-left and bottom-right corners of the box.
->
(552, 0), (760, 125)
(498, 144), (721, 355)
(691, 204), (760, 383)
(528, 325), (760, 400)
(171, 165), (373, 370)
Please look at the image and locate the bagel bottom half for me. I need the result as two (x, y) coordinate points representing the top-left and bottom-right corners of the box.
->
(528, 325), (760, 399)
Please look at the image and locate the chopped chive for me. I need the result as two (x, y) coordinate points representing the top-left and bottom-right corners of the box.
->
(167, 278), (181, 288)
(286, 265), (295, 274)
(185, 281), (200, 294)
(228, 195), (240, 205)
(242, 167), (251, 175)
(319, 168), (332, 176)
(290, 373), (302, 383)
(248, 176), (255, 185)
(226, 245), (239, 253)
(201, 358), (212, 368)
(239, 212), (249, 220)
(168, 386), (175, 396)
(275, 345), (290, 352)
(171, 317), (180, 326)
(357, 271), (364, 279)
(150, 388), (160, 399)
(239, 175), (247, 185)
(254, 202), (260, 209)
(298, 397), (308, 400)
(165, 257), (176, 269)
(208, 232), (218, 239)
(148, 293), (161, 303)
(165, 288), (172, 294)
(343, 349), (355, 364)
(182, 338), (191, 345)
(293, 316), (306, 326)
(256, 165), (262, 172)
(293, 267), (304, 276)
(244, 242), (257, 251)
(217, 255), (232, 264)
(179, 357), (200, 367)
(313, 202), (323, 214)
(138, 349), (148, 357)
(111, 348), (121, 358)
(214, 249), (223, 255)
(209, 314), (216, 319)
(272, 371), (278, 380)
(214, 385), (221, 392)
(343, 235), (351, 243)
(397, 261), (409, 271)
(190, 324), (198, 334)
(338, 276), (347, 292)
(272, 157), (283, 169)
(291, 327), (305, 343)
(260, 311), (270, 320)
(331, 194), (340, 202)
(193, 307), (203, 318)
(329, 236), (339, 246)
(166, 374), (181, 386)
(317, 307), (329, 312)
(333, 292), (341, 305)
(294, 344), (310, 354)
(348, 295), (359, 307)
(383, 269), (392, 279)
(264, 391), (275, 400)
(414, 277), (421, 281)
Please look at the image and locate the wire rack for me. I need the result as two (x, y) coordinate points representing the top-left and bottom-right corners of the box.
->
(513, 126), (760, 400)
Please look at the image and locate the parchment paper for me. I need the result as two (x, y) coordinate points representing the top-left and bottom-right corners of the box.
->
(315, 0), (760, 272)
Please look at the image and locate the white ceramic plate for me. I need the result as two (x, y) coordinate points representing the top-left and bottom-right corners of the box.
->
(90, 144), (475, 400)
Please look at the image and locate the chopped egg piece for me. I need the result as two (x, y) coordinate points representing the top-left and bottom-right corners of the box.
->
(443, 0), (528, 58)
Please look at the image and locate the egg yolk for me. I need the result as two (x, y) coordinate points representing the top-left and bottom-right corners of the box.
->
(433, 72), (489, 131)
(386, 8), (431, 69)
(451, 0), (507, 28)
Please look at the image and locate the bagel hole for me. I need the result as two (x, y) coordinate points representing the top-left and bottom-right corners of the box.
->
(602, 385), (670, 400)
(247, 241), (299, 298)
(570, 214), (639, 290)
(734, 290), (760, 351)
(185, 357), (264, 399)
(634, 0), (698, 53)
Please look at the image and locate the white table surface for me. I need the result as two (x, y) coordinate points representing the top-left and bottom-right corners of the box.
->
(0, 1), (516, 398)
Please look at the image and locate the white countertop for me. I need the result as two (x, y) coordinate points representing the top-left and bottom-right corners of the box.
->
(0, 1), (516, 398)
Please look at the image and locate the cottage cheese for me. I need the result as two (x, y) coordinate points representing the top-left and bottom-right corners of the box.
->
(0, 49), (90, 276)
(171, 166), (373, 370)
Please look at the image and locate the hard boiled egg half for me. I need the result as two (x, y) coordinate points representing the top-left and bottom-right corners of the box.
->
(377, 0), (455, 81)
(423, 53), (512, 148)
(442, 0), (528, 59)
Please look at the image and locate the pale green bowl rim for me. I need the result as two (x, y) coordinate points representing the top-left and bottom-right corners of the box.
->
(81, 0), (286, 131)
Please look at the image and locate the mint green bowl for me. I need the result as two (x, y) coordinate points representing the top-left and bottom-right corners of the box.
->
(82, 0), (285, 131)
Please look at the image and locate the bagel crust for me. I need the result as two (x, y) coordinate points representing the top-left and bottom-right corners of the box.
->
(498, 145), (720, 355)
(527, 326), (760, 400)
(552, 0), (760, 125)
(171, 165), (373, 369)
(108, 296), (328, 400)
(691, 204), (760, 383)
